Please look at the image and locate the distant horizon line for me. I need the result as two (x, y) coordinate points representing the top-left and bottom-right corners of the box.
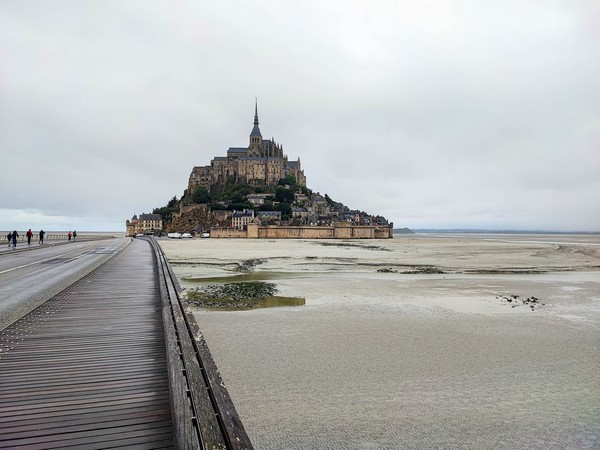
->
(396, 228), (600, 234)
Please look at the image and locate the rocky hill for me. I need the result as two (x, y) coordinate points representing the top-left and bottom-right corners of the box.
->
(165, 204), (222, 234)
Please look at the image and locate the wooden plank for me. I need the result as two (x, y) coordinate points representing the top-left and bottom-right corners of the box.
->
(0, 239), (175, 449)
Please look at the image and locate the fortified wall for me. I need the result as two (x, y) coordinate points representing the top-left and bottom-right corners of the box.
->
(210, 222), (393, 239)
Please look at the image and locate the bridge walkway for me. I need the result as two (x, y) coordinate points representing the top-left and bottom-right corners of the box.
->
(0, 238), (252, 449)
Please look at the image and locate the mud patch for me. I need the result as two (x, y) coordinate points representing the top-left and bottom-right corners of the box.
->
(314, 241), (392, 252)
(494, 294), (546, 310)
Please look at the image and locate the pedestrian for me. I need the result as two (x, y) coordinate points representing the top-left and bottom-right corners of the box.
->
(26, 229), (33, 245)
(11, 230), (18, 248)
(6, 232), (11, 248)
(73, 230), (77, 241)
(39, 229), (45, 245)
(68, 231), (72, 241)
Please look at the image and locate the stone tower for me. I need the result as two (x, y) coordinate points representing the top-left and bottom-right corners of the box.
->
(248, 99), (262, 157)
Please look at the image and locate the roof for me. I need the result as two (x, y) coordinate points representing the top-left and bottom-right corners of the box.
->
(227, 147), (248, 153)
(232, 210), (254, 218)
(247, 194), (269, 199)
(238, 156), (281, 161)
(250, 124), (262, 137)
(139, 213), (162, 221)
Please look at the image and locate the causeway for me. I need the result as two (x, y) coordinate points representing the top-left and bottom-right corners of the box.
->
(0, 237), (252, 449)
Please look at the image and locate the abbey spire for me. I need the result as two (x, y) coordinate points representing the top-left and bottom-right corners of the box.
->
(249, 99), (262, 156)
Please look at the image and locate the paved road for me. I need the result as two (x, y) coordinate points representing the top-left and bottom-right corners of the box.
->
(0, 238), (130, 330)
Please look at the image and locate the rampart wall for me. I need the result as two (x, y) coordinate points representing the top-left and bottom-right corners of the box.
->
(210, 223), (393, 239)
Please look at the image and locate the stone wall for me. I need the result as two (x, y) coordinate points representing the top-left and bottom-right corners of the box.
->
(210, 223), (393, 239)
(210, 227), (248, 238)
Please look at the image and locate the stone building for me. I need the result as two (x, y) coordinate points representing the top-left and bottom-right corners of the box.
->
(126, 213), (163, 236)
(257, 210), (282, 224)
(188, 102), (306, 193)
(231, 209), (255, 229)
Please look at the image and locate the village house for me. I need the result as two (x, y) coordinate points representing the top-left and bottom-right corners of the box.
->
(247, 193), (270, 205)
(257, 210), (282, 224)
(232, 209), (255, 229)
(292, 207), (309, 219)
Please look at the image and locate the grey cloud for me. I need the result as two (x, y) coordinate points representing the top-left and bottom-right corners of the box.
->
(1, 1), (598, 231)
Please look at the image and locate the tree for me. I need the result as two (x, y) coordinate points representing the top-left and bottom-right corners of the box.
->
(278, 175), (297, 188)
(192, 187), (211, 204)
(286, 175), (297, 186)
(231, 193), (245, 204)
(258, 203), (274, 211)
(275, 186), (295, 203)
(209, 202), (225, 211)
(153, 205), (178, 222)
(276, 203), (292, 218)
(227, 203), (250, 211)
(167, 196), (178, 208)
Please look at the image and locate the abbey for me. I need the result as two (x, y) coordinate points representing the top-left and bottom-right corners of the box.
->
(188, 103), (306, 193)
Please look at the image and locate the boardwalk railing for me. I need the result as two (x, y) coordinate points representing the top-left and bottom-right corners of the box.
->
(147, 237), (253, 450)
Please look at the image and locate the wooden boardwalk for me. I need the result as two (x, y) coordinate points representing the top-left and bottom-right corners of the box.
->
(0, 238), (252, 449)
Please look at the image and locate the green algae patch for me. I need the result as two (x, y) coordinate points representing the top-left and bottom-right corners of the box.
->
(186, 281), (305, 310)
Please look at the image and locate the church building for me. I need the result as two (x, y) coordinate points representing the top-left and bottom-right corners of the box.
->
(188, 103), (306, 193)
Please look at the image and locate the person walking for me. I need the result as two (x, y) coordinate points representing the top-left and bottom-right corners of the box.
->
(73, 230), (77, 241)
(39, 229), (45, 245)
(26, 229), (33, 245)
(68, 231), (72, 241)
(11, 230), (18, 248)
(6, 232), (11, 248)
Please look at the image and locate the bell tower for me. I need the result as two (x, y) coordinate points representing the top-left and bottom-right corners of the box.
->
(249, 99), (262, 157)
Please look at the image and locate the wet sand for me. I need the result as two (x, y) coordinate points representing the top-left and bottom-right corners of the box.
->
(159, 234), (600, 449)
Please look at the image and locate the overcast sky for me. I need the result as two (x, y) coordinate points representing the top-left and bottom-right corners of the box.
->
(1, 1), (599, 232)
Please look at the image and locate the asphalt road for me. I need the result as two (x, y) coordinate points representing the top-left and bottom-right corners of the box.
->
(0, 238), (130, 330)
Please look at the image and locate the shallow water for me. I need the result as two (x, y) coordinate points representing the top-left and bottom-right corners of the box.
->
(160, 234), (600, 449)
(183, 271), (310, 283)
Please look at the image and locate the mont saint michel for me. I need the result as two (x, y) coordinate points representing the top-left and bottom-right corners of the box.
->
(128, 103), (392, 238)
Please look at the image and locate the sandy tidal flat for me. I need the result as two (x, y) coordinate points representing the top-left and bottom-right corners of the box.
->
(159, 234), (600, 449)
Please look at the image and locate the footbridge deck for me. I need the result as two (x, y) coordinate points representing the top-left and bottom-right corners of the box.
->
(0, 237), (252, 449)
